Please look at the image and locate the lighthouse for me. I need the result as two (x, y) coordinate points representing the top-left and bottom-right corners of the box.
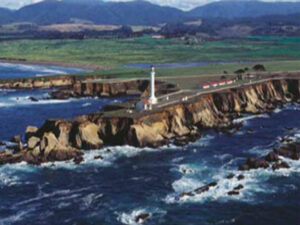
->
(148, 65), (158, 104)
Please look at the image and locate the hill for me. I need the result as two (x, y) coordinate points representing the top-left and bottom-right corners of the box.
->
(14, 0), (185, 25)
(0, 8), (13, 24)
(189, 1), (300, 19)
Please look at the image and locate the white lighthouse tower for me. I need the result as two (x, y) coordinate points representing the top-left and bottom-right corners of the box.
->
(148, 65), (157, 104)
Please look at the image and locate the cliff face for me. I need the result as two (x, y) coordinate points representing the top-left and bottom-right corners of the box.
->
(0, 75), (78, 89)
(51, 79), (177, 99)
(1, 79), (299, 165)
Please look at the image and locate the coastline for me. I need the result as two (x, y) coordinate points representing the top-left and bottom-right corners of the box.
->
(1, 76), (300, 165)
(0, 57), (106, 71)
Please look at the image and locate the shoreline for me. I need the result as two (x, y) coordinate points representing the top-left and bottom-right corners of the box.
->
(0, 58), (107, 71)
(1, 77), (300, 166)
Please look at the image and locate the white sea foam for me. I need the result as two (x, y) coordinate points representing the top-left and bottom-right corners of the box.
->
(118, 209), (151, 225)
(188, 134), (215, 148)
(273, 108), (282, 114)
(0, 62), (71, 75)
(246, 144), (274, 156)
(82, 102), (92, 107)
(233, 114), (269, 125)
(0, 96), (74, 108)
(117, 208), (165, 225)
(41, 145), (160, 170)
(0, 207), (35, 225)
(165, 158), (298, 205)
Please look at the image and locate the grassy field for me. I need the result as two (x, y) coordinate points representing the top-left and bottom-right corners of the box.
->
(77, 60), (300, 80)
(0, 36), (300, 78)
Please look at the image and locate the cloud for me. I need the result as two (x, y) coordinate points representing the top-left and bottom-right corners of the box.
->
(0, 0), (300, 10)
(0, 0), (43, 9)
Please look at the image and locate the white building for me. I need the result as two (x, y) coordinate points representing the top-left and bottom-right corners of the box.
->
(148, 66), (158, 105)
(135, 66), (158, 110)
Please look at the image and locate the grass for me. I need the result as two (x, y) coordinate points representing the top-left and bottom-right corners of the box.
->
(1, 36), (300, 66)
(79, 60), (300, 80)
(0, 36), (299, 80)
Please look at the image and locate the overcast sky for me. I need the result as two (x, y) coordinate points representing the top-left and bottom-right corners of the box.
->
(0, 0), (299, 11)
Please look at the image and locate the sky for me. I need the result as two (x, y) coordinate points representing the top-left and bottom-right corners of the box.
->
(0, 0), (299, 11)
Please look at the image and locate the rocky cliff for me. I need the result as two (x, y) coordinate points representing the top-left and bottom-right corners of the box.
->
(1, 79), (300, 165)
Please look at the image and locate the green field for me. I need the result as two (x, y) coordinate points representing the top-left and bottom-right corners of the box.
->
(0, 36), (300, 78)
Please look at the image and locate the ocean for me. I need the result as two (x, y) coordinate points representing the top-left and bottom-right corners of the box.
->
(0, 64), (299, 225)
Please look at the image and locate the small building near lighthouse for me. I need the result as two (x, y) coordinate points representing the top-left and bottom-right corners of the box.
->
(135, 98), (151, 110)
(135, 66), (157, 111)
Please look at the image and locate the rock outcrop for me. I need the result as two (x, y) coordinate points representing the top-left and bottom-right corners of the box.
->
(1, 78), (300, 165)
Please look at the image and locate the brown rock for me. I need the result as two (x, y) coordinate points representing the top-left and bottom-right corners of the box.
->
(240, 157), (269, 170)
(237, 174), (245, 180)
(226, 173), (235, 179)
(94, 155), (104, 160)
(27, 136), (40, 150)
(228, 190), (239, 196)
(40, 132), (58, 158)
(272, 161), (290, 170)
(234, 184), (244, 191)
(265, 152), (279, 162)
(239, 164), (250, 171)
(25, 126), (38, 141)
(73, 156), (84, 165)
(76, 122), (103, 150)
(194, 182), (217, 195)
(274, 144), (300, 160)
(11, 135), (22, 143)
(135, 213), (150, 224)
(10, 135), (23, 152)
(179, 191), (194, 199)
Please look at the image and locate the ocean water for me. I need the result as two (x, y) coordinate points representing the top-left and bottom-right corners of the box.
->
(126, 60), (262, 69)
(0, 65), (300, 225)
(0, 62), (90, 79)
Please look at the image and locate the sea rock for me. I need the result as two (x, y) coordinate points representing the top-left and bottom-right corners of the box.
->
(228, 190), (239, 196)
(0, 150), (27, 165)
(234, 184), (244, 191)
(28, 96), (39, 102)
(274, 143), (300, 160)
(51, 90), (73, 100)
(75, 121), (103, 150)
(11, 135), (22, 144)
(94, 155), (104, 160)
(179, 191), (195, 199)
(73, 156), (84, 165)
(284, 127), (294, 131)
(237, 174), (245, 180)
(265, 152), (279, 162)
(10, 135), (23, 152)
(194, 182), (217, 194)
(25, 126), (38, 141)
(40, 132), (59, 158)
(226, 173), (235, 179)
(280, 136), (294, 144)
(272, 161), (290, 170)
(239, 157), (269, 171)
(27, 136), (40, 150)
(135, 213), (150, 224)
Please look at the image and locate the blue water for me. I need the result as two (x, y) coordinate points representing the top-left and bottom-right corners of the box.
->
(0, 62), (90, 79)
(0, 65), (300, 225)
(126, 60), (263, 69)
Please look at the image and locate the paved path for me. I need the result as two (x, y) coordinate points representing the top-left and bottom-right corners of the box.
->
(154, 78), (276, 109)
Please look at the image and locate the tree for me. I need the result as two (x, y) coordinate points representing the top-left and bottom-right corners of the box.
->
(253, 64), (266, 72)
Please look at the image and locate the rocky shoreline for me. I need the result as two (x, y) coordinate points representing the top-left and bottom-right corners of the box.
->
(1, 78), (300, 166)
(176, 140), (300, 201)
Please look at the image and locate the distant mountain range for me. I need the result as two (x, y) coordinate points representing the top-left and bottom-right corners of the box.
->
(0, 0), (300, 25)
(189, 1), (300, 18)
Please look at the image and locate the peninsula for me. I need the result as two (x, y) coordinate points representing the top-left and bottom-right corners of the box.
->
(1, 67), (300, 166)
